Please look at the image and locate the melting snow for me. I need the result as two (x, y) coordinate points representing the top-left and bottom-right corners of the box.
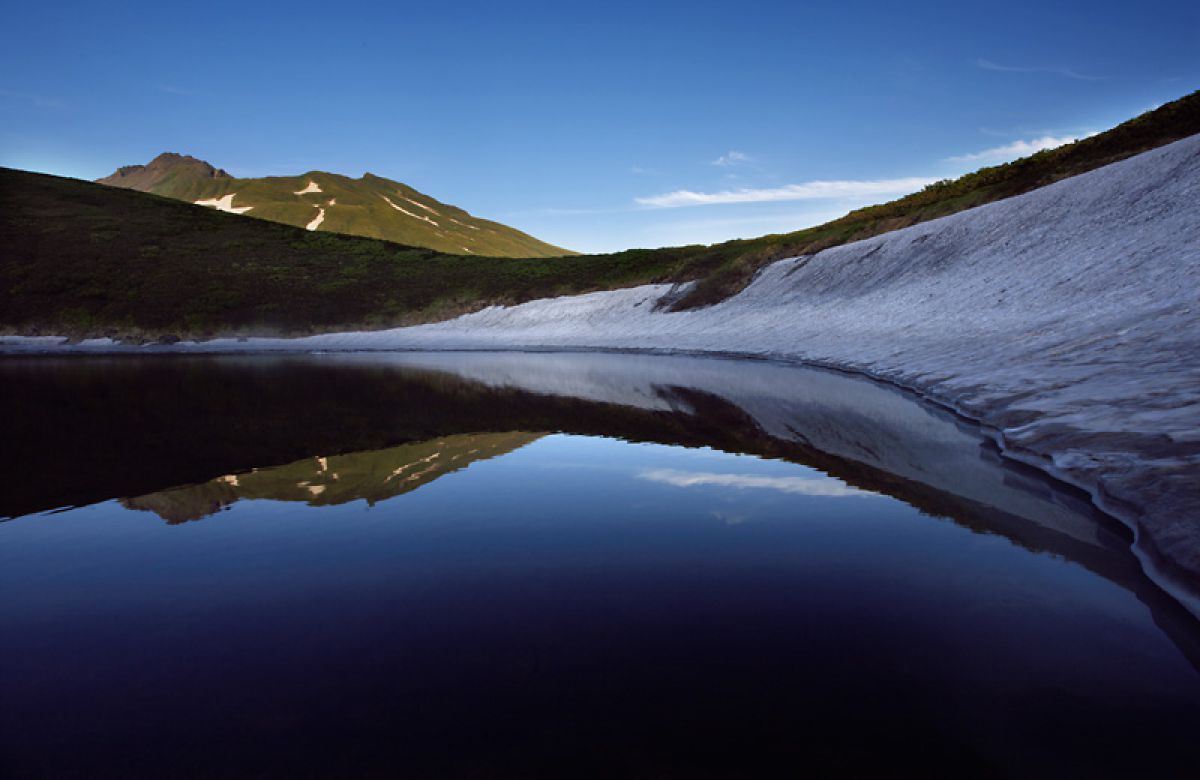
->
(194, 193), (253, 214)
(382, 195), (438, 226)
(294, 180), (322, 195)
(306, 207), (325, 231)
(403, 196), (439, 215)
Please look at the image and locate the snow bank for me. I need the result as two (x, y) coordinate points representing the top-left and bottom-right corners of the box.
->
(293, 180), (322, 195)
(361, 135), (1200, 596)
(419, 136), (1200, 595)
(305, 206), (324, 231)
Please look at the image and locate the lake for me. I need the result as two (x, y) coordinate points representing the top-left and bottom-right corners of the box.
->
(2, 352), (1198, 777)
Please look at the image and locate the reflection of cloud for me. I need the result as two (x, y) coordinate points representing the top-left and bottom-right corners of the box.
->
(639, 468), (871, 497)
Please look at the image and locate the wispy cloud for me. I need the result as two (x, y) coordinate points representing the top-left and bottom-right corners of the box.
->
(975, 58), (1105, 81)
(712, 150), (751, 167)
(159, 85), (193, 96)
(0, 88), (66, 109)
(639, 468), (871, 497)
(636, 177), (935, 208)
(945, 133), (1094, 164)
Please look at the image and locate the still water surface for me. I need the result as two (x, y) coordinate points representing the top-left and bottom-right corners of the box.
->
(2, 353), (1198, 777)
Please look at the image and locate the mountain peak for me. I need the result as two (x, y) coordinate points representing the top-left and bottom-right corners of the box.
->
(97, 152), (231, 191)
(147, 152), (231, 177)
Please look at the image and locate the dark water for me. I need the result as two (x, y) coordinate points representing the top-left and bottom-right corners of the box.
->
(2, 353), (1198, 777)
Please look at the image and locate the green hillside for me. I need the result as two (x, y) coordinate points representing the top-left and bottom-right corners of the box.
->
(98, 153), (573, 258)
(2, 89), (1197, 341)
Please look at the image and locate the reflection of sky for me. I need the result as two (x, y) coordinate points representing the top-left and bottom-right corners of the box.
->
(0, 432), (1181, 653)
(3, 429), (1198, 755)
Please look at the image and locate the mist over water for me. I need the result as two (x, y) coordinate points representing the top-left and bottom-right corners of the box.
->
(2, 353), (1198, 776)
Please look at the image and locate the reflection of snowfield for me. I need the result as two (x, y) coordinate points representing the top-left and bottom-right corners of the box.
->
(373, 351), (1120, 561)
(639, 468), (872, 497)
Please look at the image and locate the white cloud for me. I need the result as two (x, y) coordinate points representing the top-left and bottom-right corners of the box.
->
(635, 177), (935, 208)
(975, 58), (1104, 81)
(638, 468), (871, 497)
(712, 150), (751, 167)
(945, 134), (1093, 164)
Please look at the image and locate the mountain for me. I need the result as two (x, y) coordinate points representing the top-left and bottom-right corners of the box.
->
(97, 153), (572, 258)
(2, 90), (1197, 341)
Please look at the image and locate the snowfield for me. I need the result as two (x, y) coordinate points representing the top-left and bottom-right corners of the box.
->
(5, 134), (1199, 606)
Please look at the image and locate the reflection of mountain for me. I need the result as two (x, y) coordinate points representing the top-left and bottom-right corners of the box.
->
(122, 432), (542, 523)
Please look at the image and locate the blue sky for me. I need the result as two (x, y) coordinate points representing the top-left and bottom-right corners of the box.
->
(2, 0), (1196, 253)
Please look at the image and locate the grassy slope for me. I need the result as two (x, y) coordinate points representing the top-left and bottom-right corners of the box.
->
(104, 161), (573, 258)
(2, 90), (1197, 340)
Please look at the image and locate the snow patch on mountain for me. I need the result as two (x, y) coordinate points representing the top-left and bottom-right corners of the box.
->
(403, 196), (439, 215)
(382, 195), (439, 226)
(194, 193), (253, 214)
